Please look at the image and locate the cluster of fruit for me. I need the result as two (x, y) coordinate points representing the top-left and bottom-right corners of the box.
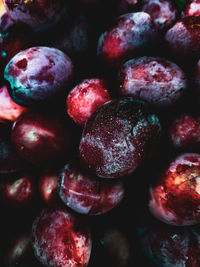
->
(0, 0), (200, 266)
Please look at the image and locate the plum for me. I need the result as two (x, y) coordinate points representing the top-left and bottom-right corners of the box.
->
(140, 0), (177, 31)
(149, 153), (200, 226)
(58, 161), (125, 215)
(169, 114), (200, 150)
(67, 78), (111, 125)
(11, 111), (72, 166)
(79, 97), (161, 178)
(118, 56), (187, 107)
(4, 46), (73, 107)
(97, 12), (158, 66)
(32, 206), (92, 267)
(182, 0), (200, 17)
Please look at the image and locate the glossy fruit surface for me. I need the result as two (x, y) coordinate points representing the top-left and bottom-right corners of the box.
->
(79, 97), (161, 178)
(11, 111), (72, 165)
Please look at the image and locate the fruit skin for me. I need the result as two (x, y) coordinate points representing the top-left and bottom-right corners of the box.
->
(118, 56), (187, 108)
(182, 0), (200, 17)
(194, 57), (200, 98)
(0, 85), (27, 122)
(97, 12), (158, 66)
(11, 111), (72, 166)
(67, 78), (111, 125)
(32, 206), (92, 267)
(57, 161), (125, 215)
(138, 212), (200, 267)
(3, 0), (67, 32)
(140, 0), (177, 31)
(79, 97), (161, 179)
(165, 16), (200, 61)
(39, 169), (59, 204)
(0, 172), (35, 207)
(149, 153), (200, 226)
(4, 46), (73, 107)
(169, 114), (200, 149)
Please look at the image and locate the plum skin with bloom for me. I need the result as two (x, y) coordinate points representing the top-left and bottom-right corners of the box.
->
(149, 153), (200, 226)
(118, 56), (187, 108)
(97, 12), (158, 66)
(3, 0), (67, 32)
(169, 114), (200, 149)
(79, 97), (161, 179)
(67, 78), (111, 125)
(32, 206), (92, 267)
(57, 161), (125, 215)
(140, 0), (177, 31)
(4, 46), (73, 107)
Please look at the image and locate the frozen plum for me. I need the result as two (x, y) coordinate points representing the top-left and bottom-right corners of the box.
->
(118, 56), (187, 107)
(0, 85), (27, 122)
(4, 46), (73, 107)
(11, 111), (72, 165)
(140, 0), (177, 31)
(32, 206), (92, 267)
(165, 16), (200, 61)
(3, 0), (67, 32)
(149, 153), (200, 225)
(97, 12), (158, 66)
(169, 114), (200, 149)
(67, 78), (111, 125)
(58, 161), (125, 215)
(79, 97), (161, 178)
(182, 0), (200, 17)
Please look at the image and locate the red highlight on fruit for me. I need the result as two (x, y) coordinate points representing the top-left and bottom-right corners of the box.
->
(67, 78), (111, 125)
(149, 153), (200, 226)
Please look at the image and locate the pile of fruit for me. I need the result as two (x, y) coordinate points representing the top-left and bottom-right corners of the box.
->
(0, 0), (200, 266)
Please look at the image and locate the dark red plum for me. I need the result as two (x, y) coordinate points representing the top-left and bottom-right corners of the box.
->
(32, 206), (92, 267)
(39, 169), (59, 204)
(4, 46), (73, 107)
(79, 97), (161, 178)
(138, 215), (200, 267)
(3, 0), (67, 32)
(149, 153), (200, 226)
(182, 0), (200, 17)
(118, 56), (187, 108)
(58, 161), (125, 215)
(165, 16), (200, 61)
(4, 232), (31, 265)
(11, 111), (72, 166)
(140, 0), (177, 31)
(97, 12), (158, 66)
(67, 78), (111, 125)
(169, 114), (200, 149)
(0, 172), (35, 207)
(0, 85), (28, 122)
(0, 125), (24, 173)
(100, 228), (132, 267)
